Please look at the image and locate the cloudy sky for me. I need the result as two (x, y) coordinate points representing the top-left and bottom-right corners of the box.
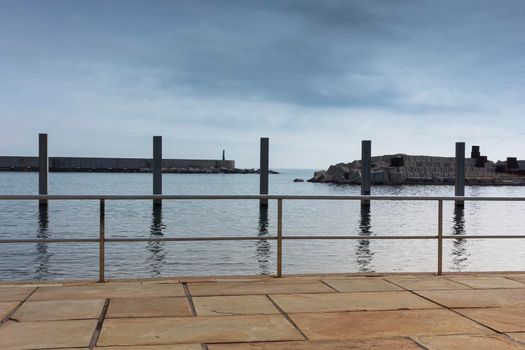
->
(1, 1), (524, 168)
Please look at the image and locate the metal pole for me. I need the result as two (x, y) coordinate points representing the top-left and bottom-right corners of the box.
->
(437, 199), (443, 275)
(455, 142), (465, 207)
(99, 199), (105, 283)
(260, 137), (269, 207)
(153, 136), (162, 206)
(277, 198), (283, 277)
(361, 140), (371, 206)
(39, 133), (48, 206)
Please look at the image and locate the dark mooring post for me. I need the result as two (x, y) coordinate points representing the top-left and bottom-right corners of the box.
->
(39, 133), (48, 206)
(455, 142), (465, 207)
(153, 136), (162, 207)
(361, 140), (371, 206)
(260, 137), (269, 207)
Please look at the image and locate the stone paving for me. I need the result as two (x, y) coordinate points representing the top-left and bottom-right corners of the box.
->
(0, 273), (525, 349)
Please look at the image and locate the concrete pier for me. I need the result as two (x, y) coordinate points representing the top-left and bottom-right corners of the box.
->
(361, 140), (371, 206)
(38, 133), (48, 206)
(455, 142), (465, 206)
(259, 138), (269, 207)
(153, 136), (162, 207)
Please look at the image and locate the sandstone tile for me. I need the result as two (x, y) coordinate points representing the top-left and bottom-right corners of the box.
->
(193, 295), (279, 316)
(447, 276), (525, 289)
(454, 307), (525, 332)
(270, 291), (439, 313)
(188, 281), (334, 296)
(506, 332), (525, 343)
(98, 315), (303, 346)
(0, 319), (97, 349)
(30, 283), (185, 301)
(384, 277), (470, 291)
(322, 278), (402, 292)
(95, 346), (201, 350)
(208, 338), (422, 349)
(416, 289), (525, 308)
(0, 286), (36, 301)
(504, 275), (525, 284)
(413, 334), (525, 349)
(290, 309), (490, 340)
(0, 301), (18, 319)
(11, 299), (104, 321)
(106, 297), (192, 318)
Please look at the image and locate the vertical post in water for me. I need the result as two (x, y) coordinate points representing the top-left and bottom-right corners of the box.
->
(153, 136), (162, 207)
(260, 137), (269, 207)
(455, 142), (465, 207)
(39, 133), (48, 206)
(361, 140), (371, 206)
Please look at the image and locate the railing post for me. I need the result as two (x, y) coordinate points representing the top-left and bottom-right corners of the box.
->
(437, 199), (443, 275)
(277, 198), (283, 277)
(99, 199), (105, 283)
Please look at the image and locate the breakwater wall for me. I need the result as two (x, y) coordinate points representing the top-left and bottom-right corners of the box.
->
(0, 156), (235, 172)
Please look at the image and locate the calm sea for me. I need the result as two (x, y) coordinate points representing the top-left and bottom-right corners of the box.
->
(1, 170), (524, 281)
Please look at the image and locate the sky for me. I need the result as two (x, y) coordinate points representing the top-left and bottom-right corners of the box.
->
(1, 0), (524, 169)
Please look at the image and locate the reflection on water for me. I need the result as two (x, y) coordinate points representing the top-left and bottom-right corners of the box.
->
(146, 205), (166, 276)
(356, 206), (374, 272)
(450, 206), (468, 271)
(34, 205), (51, 279)
(256, 206), (271, 275)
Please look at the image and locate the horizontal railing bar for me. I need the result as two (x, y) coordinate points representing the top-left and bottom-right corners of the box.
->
(2, 235), (525, 245)
(2, 194), (525, 201)
(282, 235), (437, 240)
(0, 238), (99, 243)
(105, 237), (277, 242)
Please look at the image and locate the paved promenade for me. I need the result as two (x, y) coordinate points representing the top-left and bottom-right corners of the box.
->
(1, 273), (525, 349)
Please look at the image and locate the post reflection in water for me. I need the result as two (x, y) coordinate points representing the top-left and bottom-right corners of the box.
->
(450, 205), (468, 271)
(256, 206), (271, 275)
(34, 205), (51, 279)
(355, 205), (375, 272)
(147, 205), (166, 276)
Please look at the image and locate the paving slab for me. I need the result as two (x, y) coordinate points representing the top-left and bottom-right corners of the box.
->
(95, 346), (201, 350)
(188, 281), (334, 296)
(0, 319), (97, 350)
(270, 291), (439, 313)
(506, 333), (525, 343)
(106, 297), (192, 318)
(413, 334), (525, 349)
(416, 289), (525, 308)
(322, 278), (402, 292)
(0, 286), (36, 301)
(208, 338), (422, 349)
(0, 301), (18, 319)
(454, 307), (525, 332)
(384, 277), (470, 290)
(29, 283), (185, 301)
(504, 275), (525, 284)
(98, 315), (304, 346)
(193, 295), (279, 316)
(447, 276), (525, 289)
(289, 309), (490, 340)
(11, 299), (104, 321)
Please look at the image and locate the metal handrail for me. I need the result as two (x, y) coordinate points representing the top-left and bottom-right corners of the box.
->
(1, 194), (525, 282)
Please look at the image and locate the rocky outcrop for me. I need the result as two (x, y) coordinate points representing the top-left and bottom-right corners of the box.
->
(309, 154), (525, 186)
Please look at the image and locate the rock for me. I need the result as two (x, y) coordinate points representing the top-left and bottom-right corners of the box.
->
(293, 178), (304, 182)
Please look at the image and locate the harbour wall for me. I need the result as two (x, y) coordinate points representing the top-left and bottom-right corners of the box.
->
(0, 156), (235, 172)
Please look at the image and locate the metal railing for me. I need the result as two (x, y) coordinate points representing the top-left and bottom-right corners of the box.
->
(1, 194), (525, 282)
